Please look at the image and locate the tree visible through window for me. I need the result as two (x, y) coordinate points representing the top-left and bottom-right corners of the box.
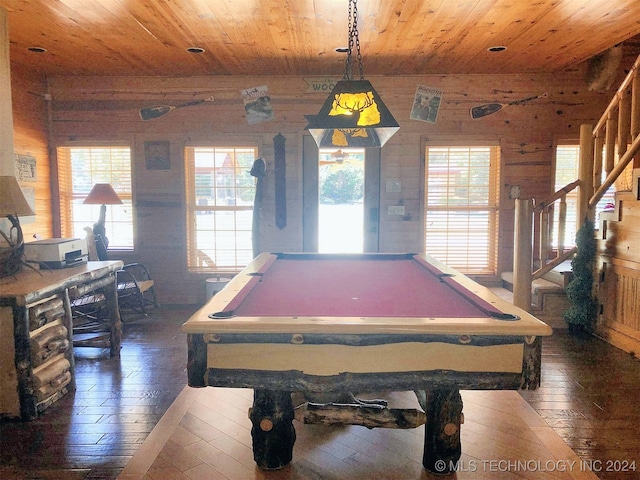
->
(424, 145), (500, 274)
(57, 146), (133, 249)
(185, 146), (257, 272)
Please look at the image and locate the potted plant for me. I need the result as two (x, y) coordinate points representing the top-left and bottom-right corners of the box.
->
(564, 218), (598, 334)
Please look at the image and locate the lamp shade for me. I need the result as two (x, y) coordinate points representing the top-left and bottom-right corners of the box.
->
(83, 183), (123, 205)
(0, 175), (35, 216)
(305, 80), (399, 148)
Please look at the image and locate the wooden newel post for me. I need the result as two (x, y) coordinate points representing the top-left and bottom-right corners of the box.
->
(513, 198), (534, 312)
(578, 124), (594, 225)
(249, 390), (296, 470)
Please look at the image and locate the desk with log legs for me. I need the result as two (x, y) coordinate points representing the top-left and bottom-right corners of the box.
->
(0, 261), (122, 420)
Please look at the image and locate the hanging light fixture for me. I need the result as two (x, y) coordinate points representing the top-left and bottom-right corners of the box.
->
(305, 0), (399, 148)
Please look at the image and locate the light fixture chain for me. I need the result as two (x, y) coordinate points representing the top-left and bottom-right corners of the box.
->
(343, 0), (353, 80)
(352, 0), (364, 80)
(343, 0), (364, 81)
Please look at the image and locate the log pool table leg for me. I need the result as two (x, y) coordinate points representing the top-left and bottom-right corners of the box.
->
(250, 389), (296, 469)
(415, 388), (463, 474)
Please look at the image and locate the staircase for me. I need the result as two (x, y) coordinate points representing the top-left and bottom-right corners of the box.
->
(501, 262), (573, 329)
(510, 53), (640, 329)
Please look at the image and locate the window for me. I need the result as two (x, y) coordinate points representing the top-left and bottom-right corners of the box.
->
(58, 146), (133, 249)
(553, 144), (616, 248)
(553, 145), (580, 248)
(424, 145), (500, 274)
(185, 146), (258, 273)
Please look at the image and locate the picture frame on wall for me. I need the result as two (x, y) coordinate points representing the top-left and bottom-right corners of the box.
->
(144, 141), (171, 170)
(410, 86), (443, 124)
(15, 153), (37, 181)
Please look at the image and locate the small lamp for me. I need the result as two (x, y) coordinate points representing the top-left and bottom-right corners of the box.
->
(83, 183), (122, 259)
(0, 175), (35, 277)
(305, 0), (399, 148)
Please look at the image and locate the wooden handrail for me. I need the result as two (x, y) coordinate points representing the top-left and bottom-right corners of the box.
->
(534, 180), (581, 213)
(589, 134), (640, 208)
(593, 54), (640, 133)
(532, 248), (576, 281)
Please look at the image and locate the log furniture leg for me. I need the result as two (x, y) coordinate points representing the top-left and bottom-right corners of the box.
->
(249, 389), (296, 470)
(103, 278), (122, 356)
(415, 388), (463, 474)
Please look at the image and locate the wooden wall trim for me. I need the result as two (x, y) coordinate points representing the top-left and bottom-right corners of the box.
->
(0, 8), (15, 176)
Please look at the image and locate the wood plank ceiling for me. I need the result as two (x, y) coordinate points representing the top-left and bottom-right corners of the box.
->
(1, 0), (640, 77)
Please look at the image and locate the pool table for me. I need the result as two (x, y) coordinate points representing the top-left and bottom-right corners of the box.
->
(182, 252), (552, 473)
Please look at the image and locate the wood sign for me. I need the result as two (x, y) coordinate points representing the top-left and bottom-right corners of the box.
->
(303, 77), (342, 93)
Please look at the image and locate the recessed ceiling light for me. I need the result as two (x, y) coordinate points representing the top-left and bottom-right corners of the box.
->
(27, 47), (47, 53)
(487, 45), (507, 52)
(186, 47), (205, 54)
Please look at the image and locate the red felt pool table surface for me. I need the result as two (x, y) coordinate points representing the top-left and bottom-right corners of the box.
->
(182, 253), (553, 337)
(228, 253), (502, 318)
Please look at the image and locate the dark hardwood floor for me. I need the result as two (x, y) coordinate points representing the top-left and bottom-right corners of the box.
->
(1, 304), (639, 479)
(0, 305), (196, 479)
(519, 330), (640, 479)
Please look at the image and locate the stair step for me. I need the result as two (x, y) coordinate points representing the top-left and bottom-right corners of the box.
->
(500, 270), (571, 330)
(500, 272), (565, 293)
(501, 259), (573, 290)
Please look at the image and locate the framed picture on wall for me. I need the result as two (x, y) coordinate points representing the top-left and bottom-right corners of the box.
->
(15, 153), (37, 181)
(410, 86), (443, 124)
(145, 141), (170, 170)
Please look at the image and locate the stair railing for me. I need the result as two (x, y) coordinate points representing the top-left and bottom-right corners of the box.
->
(512, 184), (578, 311)
(582, 54), (640, 217)
(513, 52), (640, 312)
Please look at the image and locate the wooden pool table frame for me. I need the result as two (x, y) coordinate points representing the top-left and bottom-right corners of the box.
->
(182, 253), (553, 473)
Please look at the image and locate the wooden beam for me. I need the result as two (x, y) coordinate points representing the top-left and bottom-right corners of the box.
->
(294, 402), (427, 429)
(0, 8), (15, 176)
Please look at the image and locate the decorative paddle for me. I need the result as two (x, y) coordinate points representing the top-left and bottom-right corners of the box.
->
(139, 96), (215, 121)
(470, 92), (547, 119)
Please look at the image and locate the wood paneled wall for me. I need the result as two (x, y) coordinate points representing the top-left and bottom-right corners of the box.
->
(9, 65), (51, 240)
(598, 191), (640, 354)
(14, 66), (618, 304)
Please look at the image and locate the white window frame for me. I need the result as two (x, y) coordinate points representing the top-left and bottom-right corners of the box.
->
(185, 145), (258, 273)
(57, 145), (134, 250)
(553, 142), (617, 249)
(423, 142), (500, 275)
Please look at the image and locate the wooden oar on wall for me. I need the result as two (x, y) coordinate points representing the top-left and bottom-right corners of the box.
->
(470, 92), (547, 119)
(139, 96), (215, 120)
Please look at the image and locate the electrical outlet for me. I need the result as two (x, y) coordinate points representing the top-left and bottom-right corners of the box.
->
(388, 206), (405, 215)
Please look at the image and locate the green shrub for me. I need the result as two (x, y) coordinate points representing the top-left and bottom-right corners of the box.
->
(564, 219), (598, 333)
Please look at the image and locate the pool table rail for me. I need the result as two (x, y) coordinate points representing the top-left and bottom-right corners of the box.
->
(186, 332), (543, 391)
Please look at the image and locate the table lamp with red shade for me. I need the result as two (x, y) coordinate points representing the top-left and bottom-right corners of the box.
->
(83, 183), (122, 260)
(0, 175), (35, 277)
